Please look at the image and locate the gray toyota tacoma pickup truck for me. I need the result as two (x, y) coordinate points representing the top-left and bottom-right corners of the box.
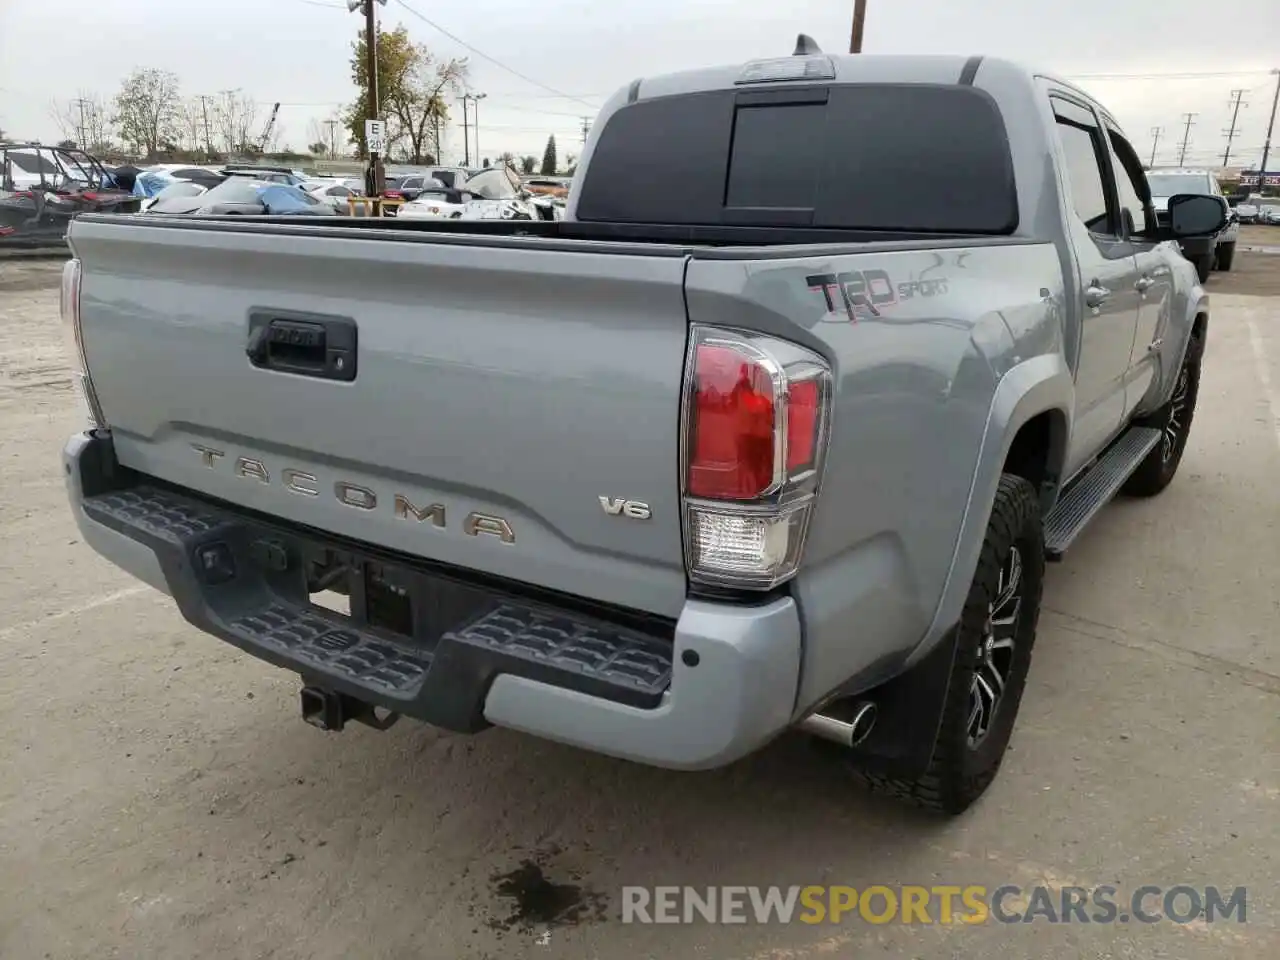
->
(59, 41), (1226, 814)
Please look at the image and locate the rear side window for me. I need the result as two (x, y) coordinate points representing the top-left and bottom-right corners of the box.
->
(575, 84), (1018, 233)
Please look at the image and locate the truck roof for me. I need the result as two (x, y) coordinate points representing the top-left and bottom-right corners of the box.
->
(618, 45), (1119, 131)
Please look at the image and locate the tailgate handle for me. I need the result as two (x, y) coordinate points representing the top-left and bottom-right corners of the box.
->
(247, 312), (357, 382)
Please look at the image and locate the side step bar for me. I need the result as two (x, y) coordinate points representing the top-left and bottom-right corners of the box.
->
(1043, 426), (1161, 560)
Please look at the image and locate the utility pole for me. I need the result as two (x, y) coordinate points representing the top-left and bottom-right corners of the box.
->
(1258, 69), (1280, 196)
(199, 95), (214, 158)
(1149, 126), (1163, 167)
(1222, 89), (1248, 167)
(850, 0), (867, 53)
(580, 116), (592, 144)
(1177, 113), (1197, 166)
(73, 97), (88, 150)
(349, 0), (387, 196)
(461, 97), (470, 166)
(324, 119), (340, 160)
(472, 93), (486, 166)
(462, 93), (486, 166)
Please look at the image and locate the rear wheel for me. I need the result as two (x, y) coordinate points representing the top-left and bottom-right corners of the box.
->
(1216, 241), (1236, 272)
(855, 475), (1044, 815)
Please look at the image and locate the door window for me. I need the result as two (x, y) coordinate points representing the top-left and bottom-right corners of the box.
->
(1053, 102), (1115, 235)
(1106, 129), (1150, 236)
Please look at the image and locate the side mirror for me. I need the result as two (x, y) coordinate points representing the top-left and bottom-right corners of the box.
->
(1167, 194), (1227, 237)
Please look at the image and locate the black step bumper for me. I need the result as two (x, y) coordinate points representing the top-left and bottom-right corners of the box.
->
(72, 450), (675, 734)
(63, 431), (803, 769)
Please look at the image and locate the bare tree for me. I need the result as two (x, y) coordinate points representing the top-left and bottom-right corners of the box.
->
(51, 93), (114, 152)
(213, 90), (258, 156)
(113, 69), (182, 157)
(179, 99), (209, 156)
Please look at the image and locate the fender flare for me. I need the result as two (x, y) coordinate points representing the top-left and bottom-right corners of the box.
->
(907, 353), (1074, 667)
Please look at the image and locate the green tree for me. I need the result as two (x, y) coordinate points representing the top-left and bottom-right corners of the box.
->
(521, 155), (537, 174)
(344, 24), (466, 163)
(113, 68), (182, 157)
(540, 134), (557, 175)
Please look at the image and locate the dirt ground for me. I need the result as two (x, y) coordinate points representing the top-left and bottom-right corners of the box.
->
(0, 255), (1278, 960)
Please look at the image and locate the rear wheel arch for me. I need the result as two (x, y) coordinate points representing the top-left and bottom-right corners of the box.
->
(914, 359), (1073, 665)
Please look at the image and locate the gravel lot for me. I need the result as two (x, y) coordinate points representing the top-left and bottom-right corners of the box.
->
(1, 255), (1278, 960)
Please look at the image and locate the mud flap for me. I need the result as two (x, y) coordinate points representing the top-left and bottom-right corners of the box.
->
(842, 625), (961, 781)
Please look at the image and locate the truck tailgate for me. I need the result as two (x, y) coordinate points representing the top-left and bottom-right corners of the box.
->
(69, 219), (691, 618)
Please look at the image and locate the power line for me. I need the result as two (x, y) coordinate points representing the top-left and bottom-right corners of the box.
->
(1223, 89), (1249, 166)
(393, 0), (597, 108)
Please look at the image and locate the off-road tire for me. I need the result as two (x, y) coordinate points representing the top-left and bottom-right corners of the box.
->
(1122, 332), (1203, 497)
(1194, 253), (1213, 283)
(1216, 241), (1236, 272)
(855, 475), (1045, 815)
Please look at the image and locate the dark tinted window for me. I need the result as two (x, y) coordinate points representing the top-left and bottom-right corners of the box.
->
(725, 103), (824, 209)
(172, 167), (212, 179)
(575, 84), (1017, 233)
(1054, 115), (1111, 233)
(1107, 128), (1149, 234)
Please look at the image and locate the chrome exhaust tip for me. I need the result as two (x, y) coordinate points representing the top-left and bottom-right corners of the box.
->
(799, 700), (877, 748)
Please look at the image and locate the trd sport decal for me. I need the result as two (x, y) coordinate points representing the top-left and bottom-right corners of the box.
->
(806, 269), (950, 321)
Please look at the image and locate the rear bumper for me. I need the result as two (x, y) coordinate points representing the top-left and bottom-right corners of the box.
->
(64, 431), (801, 770)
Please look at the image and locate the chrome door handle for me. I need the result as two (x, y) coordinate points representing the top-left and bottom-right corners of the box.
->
(1084, 284), (1110, 308)
(1135, 276), (1155, 292)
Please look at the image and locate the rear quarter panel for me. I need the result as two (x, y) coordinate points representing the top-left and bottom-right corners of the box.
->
(685, 240), (1070, 712)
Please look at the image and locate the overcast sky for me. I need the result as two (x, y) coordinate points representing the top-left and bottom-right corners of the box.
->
(1, 0), (1277, 168)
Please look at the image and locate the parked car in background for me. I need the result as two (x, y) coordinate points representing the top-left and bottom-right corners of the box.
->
(397, 187), (467, 220)
(1146, 168), (1238, 279)
(399, 165), (561, 221)
(146, 178), (337, 216)
(383, 175), (447, 202)
(139, 180), (211, 212)
(522, 176), (571, 199)
(1235, 203), (1259, 224)
(305, 179), (365, 209)
(1260, 204), (1280, 225)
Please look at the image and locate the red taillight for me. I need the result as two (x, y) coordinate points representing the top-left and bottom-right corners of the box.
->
(786, 379), (820, 472)
(688, 343), (777, 500)
(681, 326), (832, 590)
(384, 190), (403, 199)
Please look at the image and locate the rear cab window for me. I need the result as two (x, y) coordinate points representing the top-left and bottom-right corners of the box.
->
(575, 83), (1019, 234)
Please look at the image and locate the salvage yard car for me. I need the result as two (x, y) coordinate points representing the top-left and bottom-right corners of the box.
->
(59, 42), (1225, 815)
